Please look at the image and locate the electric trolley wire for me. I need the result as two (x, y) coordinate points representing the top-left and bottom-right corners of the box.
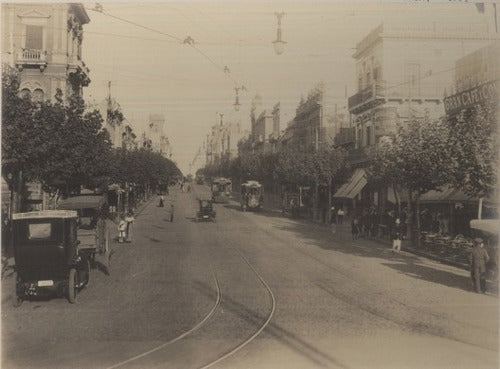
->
(87, 7), (184, 43)
(86, 6), (245, 89)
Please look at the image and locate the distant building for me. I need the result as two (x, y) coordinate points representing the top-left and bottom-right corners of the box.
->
(121, 122), (137, 151)
(144, 114), (172, 158)
(1, 3), (91, 101)
(278, 85), (343, 152)
(444, 41), (499, 118)
(206, 112), (248, 165)
(250, 97), (281, 154)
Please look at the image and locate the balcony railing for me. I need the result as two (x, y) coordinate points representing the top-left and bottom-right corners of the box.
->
(348, 84), (385, 113)
(68, 55), (91, 86)
(334, 127), (355, 147)
(16, 48), (47, 71)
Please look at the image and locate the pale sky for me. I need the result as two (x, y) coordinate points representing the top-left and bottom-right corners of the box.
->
(80, 1), (493, 174)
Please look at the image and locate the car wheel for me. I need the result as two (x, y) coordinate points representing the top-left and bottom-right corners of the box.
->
(68, 268), (78, 304)
(82, 259), (90, 288)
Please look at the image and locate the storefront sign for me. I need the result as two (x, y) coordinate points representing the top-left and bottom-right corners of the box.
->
(444, 80), (498, 116)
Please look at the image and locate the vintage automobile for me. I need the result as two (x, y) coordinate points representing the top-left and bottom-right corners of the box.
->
(241, 181), (263, 211)
(470, 219), (499, 282)
(57, 195), (111, 273)
(211, 177), (232, 203)
(12, 210), (91, 305)
(196, 199), (216, 222)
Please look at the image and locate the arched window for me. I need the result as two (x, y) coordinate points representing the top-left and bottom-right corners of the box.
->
(33, 89), (44, 103)
(20, 88), (31, 99)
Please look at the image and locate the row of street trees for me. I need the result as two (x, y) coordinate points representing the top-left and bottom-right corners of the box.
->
(199, 145), (349, 222)
(368, 102), (498, 243)
(199, 96), (497, 243)
(2, 65), (182, 213)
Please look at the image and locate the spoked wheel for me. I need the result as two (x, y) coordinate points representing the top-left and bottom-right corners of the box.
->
(13, 272), (23, 307)
(67, 268), (78, 304)
(81, 259), (91, 288)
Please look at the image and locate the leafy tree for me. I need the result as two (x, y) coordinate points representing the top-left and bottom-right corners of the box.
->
(369, 118), (453, 244)
(311, 146), (348, 222)
(446, 101), (498, 198)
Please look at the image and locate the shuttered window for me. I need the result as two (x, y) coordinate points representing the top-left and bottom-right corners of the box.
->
(25, 25), (43, 49)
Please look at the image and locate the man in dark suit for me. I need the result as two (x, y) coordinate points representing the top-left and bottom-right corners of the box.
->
(470, 238), (490, 293)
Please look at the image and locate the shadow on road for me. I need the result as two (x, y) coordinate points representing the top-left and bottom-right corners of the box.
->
(193, 280), (352, 369)
(251, 214), (483, 295)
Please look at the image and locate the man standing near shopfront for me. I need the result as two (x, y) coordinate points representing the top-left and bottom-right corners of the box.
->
(469, 238), (489, 293)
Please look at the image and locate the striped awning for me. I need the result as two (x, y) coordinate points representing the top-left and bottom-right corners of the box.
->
(333, 168), (367, 199)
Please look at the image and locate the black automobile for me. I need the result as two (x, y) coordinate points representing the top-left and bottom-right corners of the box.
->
(196, 199), (216, 222)
(12, 210), (91, 305)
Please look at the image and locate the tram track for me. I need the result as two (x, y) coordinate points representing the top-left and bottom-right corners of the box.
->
(104, 267), (222, 369)
(198, 246), (276, 369)
(106, 190), (276, 369)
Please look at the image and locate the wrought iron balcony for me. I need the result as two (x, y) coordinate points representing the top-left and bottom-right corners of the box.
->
(15, 48), (47, 72)
(67, 55), (91, 87)
(348, 84), (384, 114)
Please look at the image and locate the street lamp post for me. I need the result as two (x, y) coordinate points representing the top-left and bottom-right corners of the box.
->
(272, 12), (286, 55)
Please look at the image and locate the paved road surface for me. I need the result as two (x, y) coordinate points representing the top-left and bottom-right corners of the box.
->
(2, 186), (498, 369)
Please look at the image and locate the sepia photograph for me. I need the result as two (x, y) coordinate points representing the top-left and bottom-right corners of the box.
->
(1, 1), (499, 368)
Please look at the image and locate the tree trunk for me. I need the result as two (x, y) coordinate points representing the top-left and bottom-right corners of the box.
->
(327, 178), (332, 223)
(406, 188), (413, 244)
(415, 192), (421, 248)
(392, 183), (401, 216)
(313, 181), (319, 220)
(16, 170), (23, 213)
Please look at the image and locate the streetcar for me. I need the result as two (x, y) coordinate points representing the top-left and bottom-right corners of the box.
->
(12, 211), (91, 305)
(241, 181), (263, 211)
(211, 177), (232, 203)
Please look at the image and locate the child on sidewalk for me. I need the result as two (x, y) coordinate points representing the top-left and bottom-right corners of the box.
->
(118, 215), (127, 243)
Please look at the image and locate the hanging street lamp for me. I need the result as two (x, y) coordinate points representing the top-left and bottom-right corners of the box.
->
(234, 87), (241, 111)
(272, 12), (286, 55)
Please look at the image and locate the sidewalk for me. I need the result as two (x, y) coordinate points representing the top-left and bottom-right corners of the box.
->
(245, 194), (473, 272)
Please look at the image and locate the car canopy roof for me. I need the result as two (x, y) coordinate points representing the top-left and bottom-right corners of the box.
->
(57, 195), (106, 210)
(470, 219), (500, 236)
(12, 210), (77, 220)
(213, 177), (232, 184)
(242, 181), (262, 188)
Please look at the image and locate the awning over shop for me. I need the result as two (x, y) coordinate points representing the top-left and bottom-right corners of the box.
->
(333, 168), (367, 199)
(419, 186), (482, 204)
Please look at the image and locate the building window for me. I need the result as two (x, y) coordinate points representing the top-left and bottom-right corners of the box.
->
(366, 126), (372, 146)
(33, 89), (44, 103)
(20, 88), (31, 99)
(25, 25), (43, 49)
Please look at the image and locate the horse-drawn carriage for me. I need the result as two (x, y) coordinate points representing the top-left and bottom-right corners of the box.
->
(57, 195), (111, 273)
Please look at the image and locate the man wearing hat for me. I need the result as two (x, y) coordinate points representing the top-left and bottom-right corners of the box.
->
(469, 238), (490, 293)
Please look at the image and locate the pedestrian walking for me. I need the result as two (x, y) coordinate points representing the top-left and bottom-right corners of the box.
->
(391, 218), (403, 252)
(351, 216), (360, 240)
(469, 238), (490, 293)
(337, 208), (345, 225)
(169, 203), (174, 222)
(118, 215), (127, 243)
(125, 210), (135, 242)
(158, 194), (164, 207)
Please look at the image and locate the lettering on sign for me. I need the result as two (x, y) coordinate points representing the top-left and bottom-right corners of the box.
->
(444, 80), (498, 116)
